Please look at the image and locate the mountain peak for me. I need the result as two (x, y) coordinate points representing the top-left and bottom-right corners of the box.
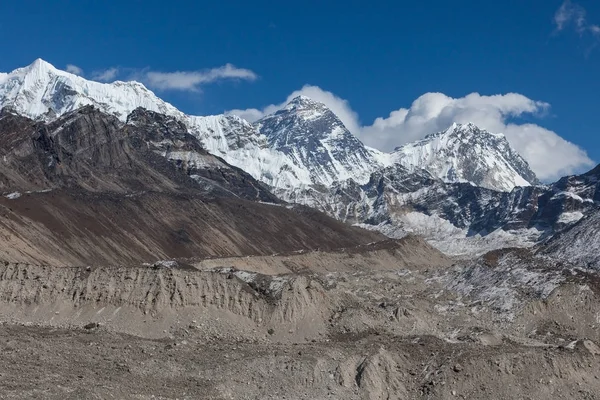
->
(29, 58), (55, 70)
(451, 122), (476, 132)
(288, 95), (316, 104)
(282, 95), (327, 112)
(254, 95), (382, 186)
(441, 122), (504, 139)
(19, 58), (59, 78)
(393, 122), (538, 192)
(456, 121), (476, 129)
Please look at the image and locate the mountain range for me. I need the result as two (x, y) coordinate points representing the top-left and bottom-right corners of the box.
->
(1, 59), (598, 257)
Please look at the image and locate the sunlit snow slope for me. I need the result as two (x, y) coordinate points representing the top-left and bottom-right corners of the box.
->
(392, 123), (538, 192)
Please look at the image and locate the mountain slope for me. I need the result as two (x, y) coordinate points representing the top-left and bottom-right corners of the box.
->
(392, 123), (538, 192)
(538, 208), (600, 269)
(294, 161), (600, 256)
(0, 107), (383, 265)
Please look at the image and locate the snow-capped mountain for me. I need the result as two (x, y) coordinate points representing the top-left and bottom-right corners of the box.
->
(0, 59), (386, 192)
(255, 96), (383, 186)
(0, 59), (537, 193)
(392, 123), (538, 192)
(0, 59), (312, 190)
(0, 58), (181, 120)
(3, 59), (593, 256)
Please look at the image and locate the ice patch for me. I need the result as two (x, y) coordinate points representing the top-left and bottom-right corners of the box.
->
(152, 260), (178, 269)
(557, 211), (584, 225)
(5, 192), (21, 200)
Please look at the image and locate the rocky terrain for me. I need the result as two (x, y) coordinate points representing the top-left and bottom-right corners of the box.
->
(0, 59), (600, 399)
(1, 239), (600, 399)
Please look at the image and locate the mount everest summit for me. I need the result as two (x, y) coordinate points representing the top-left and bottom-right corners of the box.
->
(0, 59), (597, 256)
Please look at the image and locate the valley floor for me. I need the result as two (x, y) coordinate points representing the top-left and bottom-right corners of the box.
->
(1, 325), (599, 399)
(0, 239), (599, 399)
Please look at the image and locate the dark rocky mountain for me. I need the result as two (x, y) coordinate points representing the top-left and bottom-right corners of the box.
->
(0, 107), (383, 266)
(293, 163), (600, 255)
(552, 164), (600, 202)
(0, 106), (277, 201)
(537, 206), (600, 269)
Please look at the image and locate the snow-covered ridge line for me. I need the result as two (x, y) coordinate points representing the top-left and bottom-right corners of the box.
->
(0, 59), (181, 121)
(0, 59), (538, 194)
(0, 59), (315, 190)
(2, 59), (564, 256)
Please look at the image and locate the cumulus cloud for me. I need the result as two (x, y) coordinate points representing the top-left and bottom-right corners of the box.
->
(554, 1), (600, 38)
(227, 84), (360, 134)
(227, 87), (594, 181)
(144, 64), (258, 91)
(65, 64), (84, 76)
(92, 67), (119, 82)
(361, 92), (592, 180)
(361, 92), (549, 149)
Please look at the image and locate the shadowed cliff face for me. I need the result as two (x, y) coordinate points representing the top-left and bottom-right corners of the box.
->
(0, 107), (382, 266)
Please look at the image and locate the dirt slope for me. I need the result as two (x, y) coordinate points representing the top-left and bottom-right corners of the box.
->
(193, 236), (451, 275)
(0, 190), (383, 266)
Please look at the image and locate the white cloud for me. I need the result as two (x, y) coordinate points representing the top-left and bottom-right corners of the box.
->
(226, 107), (265, 122)
(227, 84), (359, 134)
(92, 68), (119, 82)
(555, 1), (586, 32)
(84, 63), (257, 89)
(227, 88), (593, 181)
(360, 92), (592, 180)
(554, 1), (600, 37)
(65, 64), (83, 76)
(360, 92), (549, 149)
(144, 64), (258, 91)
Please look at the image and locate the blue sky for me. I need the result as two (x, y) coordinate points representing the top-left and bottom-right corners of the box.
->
(1, 0), (600, 180)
